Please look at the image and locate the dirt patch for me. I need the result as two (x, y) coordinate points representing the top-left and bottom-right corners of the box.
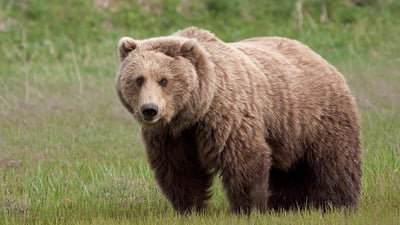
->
(0, 158), (21, 170)
(0, 193), (28, 215)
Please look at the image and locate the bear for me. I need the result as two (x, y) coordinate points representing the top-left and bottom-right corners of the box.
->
(115, 27), (362, 214)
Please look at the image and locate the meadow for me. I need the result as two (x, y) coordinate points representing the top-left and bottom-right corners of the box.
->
(0, 0), (399, 224)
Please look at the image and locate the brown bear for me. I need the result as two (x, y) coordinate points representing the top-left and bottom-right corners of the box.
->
(116, 27), (362, 214)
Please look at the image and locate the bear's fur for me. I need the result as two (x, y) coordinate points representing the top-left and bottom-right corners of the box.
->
(116, 27), (362, 214)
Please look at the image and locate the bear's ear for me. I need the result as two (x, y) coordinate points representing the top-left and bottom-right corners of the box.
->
(179, 39), (202, 63)
(118, 37), (137, 61)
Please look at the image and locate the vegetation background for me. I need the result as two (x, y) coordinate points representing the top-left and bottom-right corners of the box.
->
(0, 0), (399, 224)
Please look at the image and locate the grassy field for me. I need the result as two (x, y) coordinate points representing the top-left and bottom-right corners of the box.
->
(1, 0), (399, 224)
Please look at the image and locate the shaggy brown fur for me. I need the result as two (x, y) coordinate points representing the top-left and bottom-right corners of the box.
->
(116, 27), (362, 214)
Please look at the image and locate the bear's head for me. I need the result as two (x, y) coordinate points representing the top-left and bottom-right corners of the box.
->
(116, 36), (215, 129)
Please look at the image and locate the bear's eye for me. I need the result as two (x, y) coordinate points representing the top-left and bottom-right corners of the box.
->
(136, 76), (144, 87)
(159, 78), (168, 87)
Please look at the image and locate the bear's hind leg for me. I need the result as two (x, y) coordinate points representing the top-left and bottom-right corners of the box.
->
(303, 104), (362, 210)
(306, 143), (362, 211)
(268, 142), (361, 211)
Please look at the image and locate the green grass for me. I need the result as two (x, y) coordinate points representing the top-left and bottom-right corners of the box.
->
(1, 0), (399, 224)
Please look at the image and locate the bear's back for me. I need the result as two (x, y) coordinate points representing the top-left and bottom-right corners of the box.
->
(230, 37), (359, 169)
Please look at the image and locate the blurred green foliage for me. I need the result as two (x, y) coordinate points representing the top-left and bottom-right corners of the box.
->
(0, 0), (399, 70)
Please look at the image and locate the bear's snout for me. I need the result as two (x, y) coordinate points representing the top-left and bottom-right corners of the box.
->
(140, 103), (159, 121)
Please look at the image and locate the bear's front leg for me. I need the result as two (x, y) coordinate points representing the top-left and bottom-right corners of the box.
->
(154, 161), (213, 214)
(221, 136), (272, 214)
(142, 129), (213, 214)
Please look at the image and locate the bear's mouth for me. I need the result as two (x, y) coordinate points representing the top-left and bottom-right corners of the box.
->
(141, 116), (161, 124)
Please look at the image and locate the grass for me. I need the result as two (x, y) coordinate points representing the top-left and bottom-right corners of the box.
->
(1, 0), (399, 224)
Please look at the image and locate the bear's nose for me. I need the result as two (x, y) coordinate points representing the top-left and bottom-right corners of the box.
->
(140, 103), (158, 119)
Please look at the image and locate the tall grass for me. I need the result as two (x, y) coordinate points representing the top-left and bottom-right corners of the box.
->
(1, 0), (399, 224)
